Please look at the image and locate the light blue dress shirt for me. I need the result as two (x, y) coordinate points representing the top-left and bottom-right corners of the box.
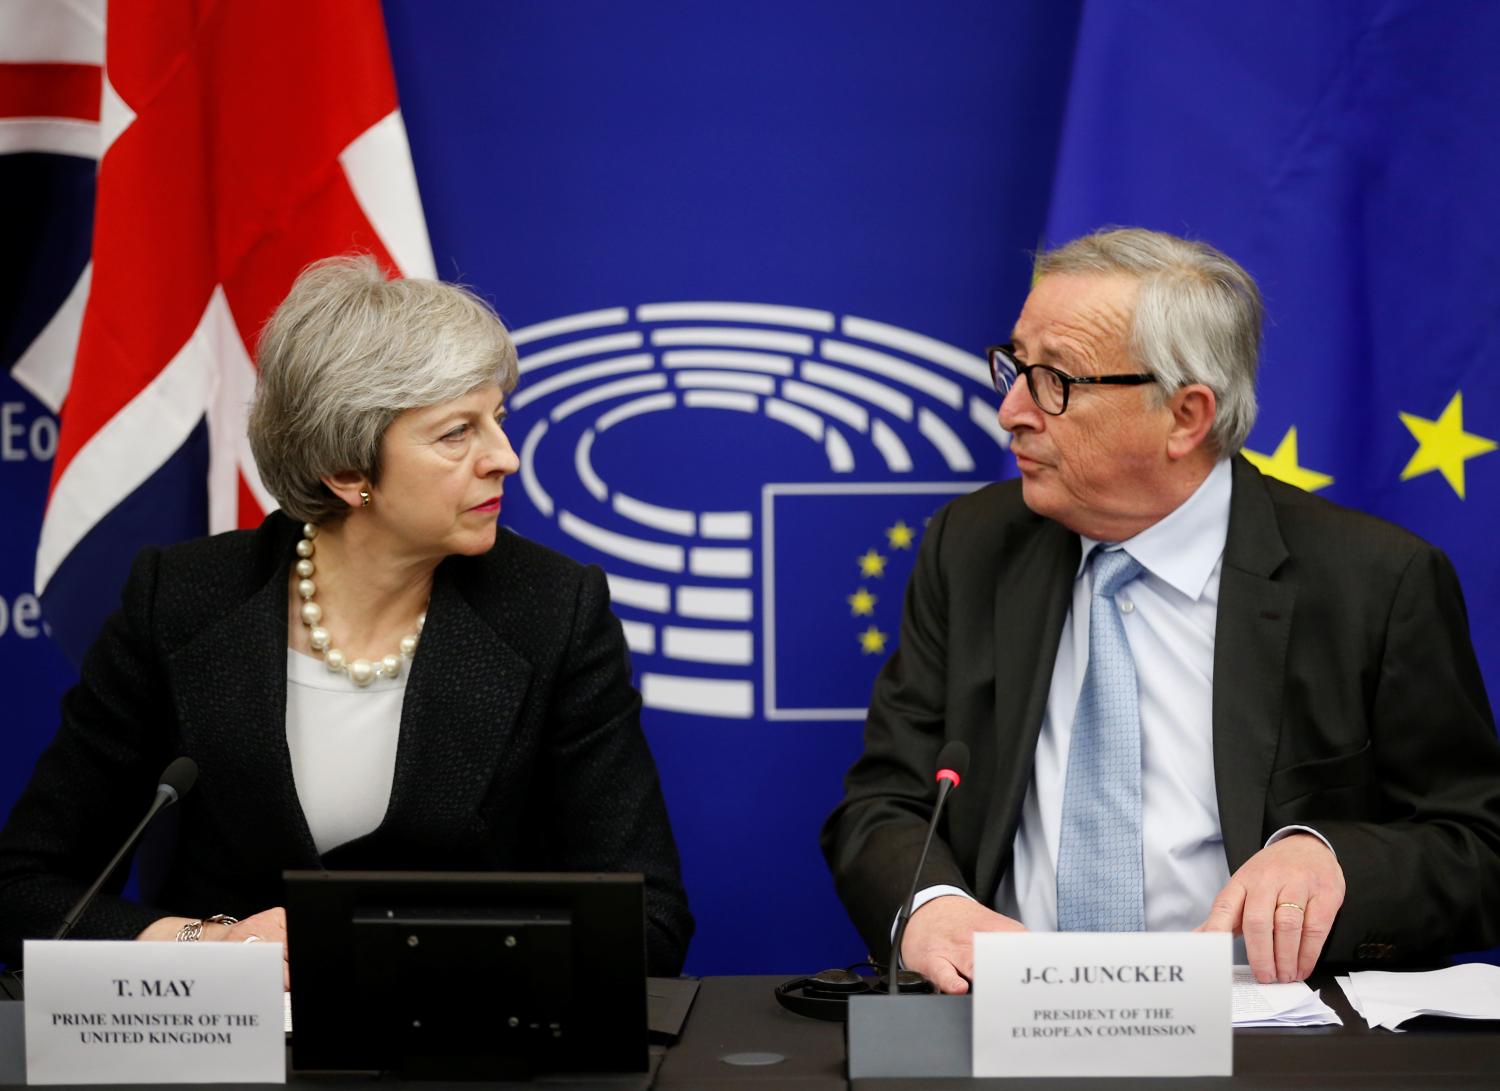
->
(906, 460), (1329, 937)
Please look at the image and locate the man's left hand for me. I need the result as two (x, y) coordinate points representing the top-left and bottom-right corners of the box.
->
(1196, 833), (1345, 984)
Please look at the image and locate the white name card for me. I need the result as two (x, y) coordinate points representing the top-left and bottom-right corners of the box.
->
(971, 932), (1232, 1078)
(23, 940), (285, 1085)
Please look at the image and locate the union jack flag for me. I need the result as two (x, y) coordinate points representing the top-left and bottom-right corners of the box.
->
(2, 0), (100, 413)
(10, 0), (433, 662)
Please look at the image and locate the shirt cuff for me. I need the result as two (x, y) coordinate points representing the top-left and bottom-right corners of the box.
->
(890, 885), (974, 941)
(1264, 824), (1336, 857)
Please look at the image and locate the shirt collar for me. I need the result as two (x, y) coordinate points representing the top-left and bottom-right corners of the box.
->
(1075, 458), (1233, 601)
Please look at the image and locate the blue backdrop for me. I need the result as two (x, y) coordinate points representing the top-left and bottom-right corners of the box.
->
(3, 1), (1496, 976)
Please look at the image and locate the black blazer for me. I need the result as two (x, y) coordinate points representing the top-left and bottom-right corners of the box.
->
(0, 513), (693, 974)
(823, 456), (1500, 965)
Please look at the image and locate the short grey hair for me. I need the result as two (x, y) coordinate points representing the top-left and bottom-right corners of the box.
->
(248, 254), (519, 523)
(1035, 227), (1262, 455)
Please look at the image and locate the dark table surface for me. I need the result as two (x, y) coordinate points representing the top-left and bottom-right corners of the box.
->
(659, 973), (1500, 1090)
(6, 971), (1499, 1088)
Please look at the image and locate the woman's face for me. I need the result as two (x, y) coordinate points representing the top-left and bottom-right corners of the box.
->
(366, 382), (520, 561)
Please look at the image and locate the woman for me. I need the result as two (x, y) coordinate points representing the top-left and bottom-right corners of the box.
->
(0, 256), (693, 978)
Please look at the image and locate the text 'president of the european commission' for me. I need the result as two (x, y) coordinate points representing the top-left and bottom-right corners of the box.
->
(823, 228), (1500, 992)
(0, 257), (693, 981)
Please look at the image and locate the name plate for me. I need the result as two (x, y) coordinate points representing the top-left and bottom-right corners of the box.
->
(971, 932), (1231, 1078)
(24, 940), (285, 1085)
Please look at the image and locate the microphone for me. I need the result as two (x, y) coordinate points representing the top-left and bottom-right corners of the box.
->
(888, 740), (969, 994)
(53, 757), (198, 940)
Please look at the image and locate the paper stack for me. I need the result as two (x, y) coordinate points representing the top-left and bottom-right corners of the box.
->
(1336, 963), (1500, 1031)
(1231, 966), (1342, 1027)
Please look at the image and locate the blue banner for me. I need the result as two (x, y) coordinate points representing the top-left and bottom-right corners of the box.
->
(382, 0), (1078, 972)
(4, 2), (1495, 978)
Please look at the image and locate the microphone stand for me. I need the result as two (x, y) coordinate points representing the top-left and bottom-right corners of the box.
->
(53, 764), (194, 941)
(888, 772), (959, 994)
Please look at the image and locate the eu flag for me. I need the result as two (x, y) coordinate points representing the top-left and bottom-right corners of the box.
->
(1043, 0), (1500, 695)
(763, 483), (982, 719)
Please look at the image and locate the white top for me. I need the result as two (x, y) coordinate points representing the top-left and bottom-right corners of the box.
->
(285, 650), (405, 855)
(908, 460), (1328, 934)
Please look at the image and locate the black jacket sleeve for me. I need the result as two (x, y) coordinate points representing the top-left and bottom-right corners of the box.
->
(0, 550), (174, 963)
(543, 564), (694, 975)
(1313, 542), (1500, 962)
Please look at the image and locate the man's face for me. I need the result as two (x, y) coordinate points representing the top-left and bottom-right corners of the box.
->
(999, 273), (1176, 537)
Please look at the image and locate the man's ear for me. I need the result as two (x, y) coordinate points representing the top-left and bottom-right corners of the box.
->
(1165, 384), (1217, 460)
(320, 470), (369, 511)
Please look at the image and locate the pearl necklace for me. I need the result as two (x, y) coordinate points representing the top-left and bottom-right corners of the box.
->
(294, 523), (423, 687)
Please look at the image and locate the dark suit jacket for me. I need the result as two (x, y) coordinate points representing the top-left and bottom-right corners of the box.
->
(0, 512), (693, 974)
(822, 456), (1500, 965)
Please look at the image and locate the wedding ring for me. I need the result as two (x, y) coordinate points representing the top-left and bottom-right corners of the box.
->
(1276, 902), (1305, 913)
(243, 935), (262, 944)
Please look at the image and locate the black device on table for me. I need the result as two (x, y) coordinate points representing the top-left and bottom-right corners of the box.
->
(774, 963), (933, 1021)
(776, 742), (969, 1021)
(284, 870), (648, 1081)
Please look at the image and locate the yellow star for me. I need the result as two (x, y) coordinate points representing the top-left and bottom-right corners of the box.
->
(1399, 391), (1497, 500)
(856, 549), (887, 578)
(857, 625), (888, 655)
(885, 520), (917, 550)
(847, 587), (877, 617)
(1242, 426), (1334, 493)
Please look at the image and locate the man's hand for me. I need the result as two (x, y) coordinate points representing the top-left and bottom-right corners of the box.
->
(900, 895), (1026, 994)
(1197, 834), (1345, 984)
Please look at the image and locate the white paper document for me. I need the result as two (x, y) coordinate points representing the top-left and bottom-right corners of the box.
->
(1336, 963), (1500, 1031)
(1230, 966), (1341, 1027)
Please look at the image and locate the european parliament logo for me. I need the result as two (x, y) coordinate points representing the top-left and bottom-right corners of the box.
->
(506, 303), (1003, 721)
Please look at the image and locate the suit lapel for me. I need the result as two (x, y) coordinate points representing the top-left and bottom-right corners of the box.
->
(377, 557), (534, 847)
(169, 522), (321, 870)
(1212, 457), (1295, 871)
(974, 517), (1078, 898)
(171, 529), (534, 867)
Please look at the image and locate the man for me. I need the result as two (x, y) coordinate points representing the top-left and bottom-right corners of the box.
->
(821, 228), (1500, 993)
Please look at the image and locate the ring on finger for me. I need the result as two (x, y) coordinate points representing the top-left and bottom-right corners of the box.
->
(242, 935), (262, 944)
(1276, 902), (1304, 913)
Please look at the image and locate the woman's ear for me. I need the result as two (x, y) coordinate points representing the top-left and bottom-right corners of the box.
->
(320, 470), (370, 510)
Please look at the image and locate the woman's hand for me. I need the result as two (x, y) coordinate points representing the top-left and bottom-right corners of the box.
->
(137, 907), (290, 989)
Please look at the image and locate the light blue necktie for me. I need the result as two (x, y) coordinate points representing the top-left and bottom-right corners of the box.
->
(1056, 546), (1145, 932)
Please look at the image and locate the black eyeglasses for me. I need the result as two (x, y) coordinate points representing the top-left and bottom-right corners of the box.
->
(987, 344), (1157, 416)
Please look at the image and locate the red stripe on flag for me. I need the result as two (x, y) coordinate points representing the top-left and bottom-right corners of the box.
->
(223, 167), (399, 354)
(51, 0), (402, 485)
(0, 63), (101, 121)
(237, 472), (264, 531)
